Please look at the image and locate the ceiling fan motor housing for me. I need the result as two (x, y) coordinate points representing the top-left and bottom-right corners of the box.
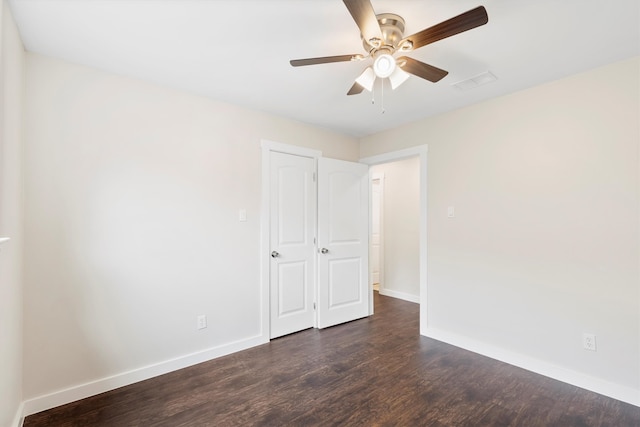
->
(362, 13), (405, 54)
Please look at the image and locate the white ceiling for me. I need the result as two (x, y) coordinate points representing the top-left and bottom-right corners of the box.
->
(7, 0), (640, 137)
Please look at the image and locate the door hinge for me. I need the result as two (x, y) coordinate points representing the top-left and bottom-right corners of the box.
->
(313, 302), (316, 310)
(313, 172), (316, 182)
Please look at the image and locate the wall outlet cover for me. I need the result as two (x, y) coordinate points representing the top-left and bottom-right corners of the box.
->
(197, 315), (207, 330)
(582, 333), (596, 351)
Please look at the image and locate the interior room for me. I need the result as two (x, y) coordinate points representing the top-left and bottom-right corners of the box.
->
(1, 0), (638, 425)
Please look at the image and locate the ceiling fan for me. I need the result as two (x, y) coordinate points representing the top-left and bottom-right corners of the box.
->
(290, 0), (488, 95)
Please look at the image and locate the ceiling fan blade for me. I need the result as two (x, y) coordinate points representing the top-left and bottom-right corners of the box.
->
(399, 6), (488, 51)
(397, 57), (448, 82)
(343, 0), (383, 46)
(347, 82), (365, 96)
(290, 54), (359, 67)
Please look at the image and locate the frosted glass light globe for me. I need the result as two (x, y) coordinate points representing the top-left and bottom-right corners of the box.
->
(373, 54), (396, 78)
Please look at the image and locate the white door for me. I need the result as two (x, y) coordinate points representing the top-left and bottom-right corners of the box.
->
(370, 175), (383, 286)
(269, 151), (316, 338)
(317, 157), (370, 329)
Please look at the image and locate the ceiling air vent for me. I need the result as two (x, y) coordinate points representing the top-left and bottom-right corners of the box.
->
(452, 71), (497, 90)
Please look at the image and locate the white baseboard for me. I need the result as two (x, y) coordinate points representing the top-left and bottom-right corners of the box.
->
(424, 327), (640, 407)
(12, 402), (24, 427)
(379, 288), (420, 304)
(22, 334), (268, 417)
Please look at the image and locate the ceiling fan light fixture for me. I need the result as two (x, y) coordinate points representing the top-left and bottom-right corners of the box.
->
(355, 67), (376, 92)
(373, 54), (396, 78)
(289, 3), (490, 98)
(388, 67), (410, 90)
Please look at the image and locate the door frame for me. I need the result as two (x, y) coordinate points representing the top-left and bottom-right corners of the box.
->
(260, 140), (322, 342)
(360, 145), (428, 334)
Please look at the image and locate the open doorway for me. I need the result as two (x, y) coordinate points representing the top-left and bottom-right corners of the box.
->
(360, 145), (427, 333)
(369, 157), (421, 304)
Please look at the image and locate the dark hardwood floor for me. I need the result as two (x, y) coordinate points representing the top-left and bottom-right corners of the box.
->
(25, 293), (640, 426)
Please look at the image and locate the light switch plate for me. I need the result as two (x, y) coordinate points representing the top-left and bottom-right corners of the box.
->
(447, 206), (455, 218)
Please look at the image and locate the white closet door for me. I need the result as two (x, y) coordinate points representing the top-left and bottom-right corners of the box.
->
(317, 157), (370, 329)
(269, 151), (316, 338)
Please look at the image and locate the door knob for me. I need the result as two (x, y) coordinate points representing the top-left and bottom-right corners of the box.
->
(320, 248), (329, 254)
(271, 251), (280, 258)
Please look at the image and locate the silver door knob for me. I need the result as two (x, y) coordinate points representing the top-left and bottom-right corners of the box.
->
(320, 248), (329, 254)
(271, 251), (280, 258)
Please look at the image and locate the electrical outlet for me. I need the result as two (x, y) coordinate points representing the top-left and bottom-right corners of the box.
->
(197, 315), (207, 330)
(582, 333), (596, 351)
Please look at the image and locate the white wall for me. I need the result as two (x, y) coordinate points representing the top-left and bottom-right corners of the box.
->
(0, 1), (24, 426)
(22, 53), (359, 405)
(15, 36), (640, 415)
(371, 157), (420, 301)
(361, 57), (640, 403)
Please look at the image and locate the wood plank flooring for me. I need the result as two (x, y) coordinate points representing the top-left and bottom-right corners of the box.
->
(25, 293), (640, 426)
